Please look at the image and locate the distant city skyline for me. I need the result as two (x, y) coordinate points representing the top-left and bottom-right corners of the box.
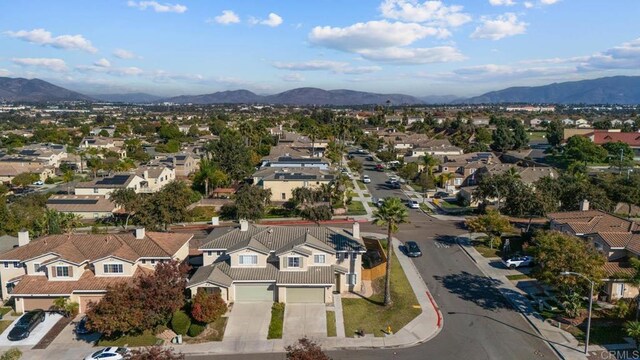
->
(1, 0), (639, 97)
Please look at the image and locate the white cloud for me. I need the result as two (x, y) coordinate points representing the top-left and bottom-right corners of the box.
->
(127, 1), (187, 13)
(210, 10), (240, 25)
(309, 20), (449, 52)
(358, 46), (465, 64)
(273, 60), (382, 74)
(577, 38), (640, 71)
(5, 28), (97, 53)
(0, 69), (11, 76)
(540, 0), (559, 4)
(281, 73), (305, 82)
(12, 58), (67, 72)
(524, 2), (534, 8)
(113, 49), (140, 59)
(379, 0), (471, 27)
(94, 58), (111, 68)
(471, 13), (527, 40)
(250, 13), (283, 27)
(489, 0), (516, 6)
(76, 64), (144, 76)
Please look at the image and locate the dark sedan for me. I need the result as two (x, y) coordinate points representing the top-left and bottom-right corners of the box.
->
(404, 241), (422, 257)
(8, 309), (46, 341)
(74, 316), (93, 336)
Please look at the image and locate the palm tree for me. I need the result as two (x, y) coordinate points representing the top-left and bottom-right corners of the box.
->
(626, 321), (640, 349)
(62, 170), (74, 194)
(438, 172), (455, 190)
(422, 154), (440, 177)
(373, 197), (409, 306)
(505, 167), (521, 180)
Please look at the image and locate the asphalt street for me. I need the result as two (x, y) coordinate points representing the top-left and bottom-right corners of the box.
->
(188, 154), (559, 360)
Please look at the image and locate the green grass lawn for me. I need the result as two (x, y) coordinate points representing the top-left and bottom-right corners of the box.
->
(506, 274), (530, 281)
(0, 307), (12, 317)
(347, 201), (367, 216)
(440, 200), (463, 209)
(472, 236), (526, 258)
(0, 320), (13, 335)
(265, 207), (298, 219)
(419, 203), (432, 213)
(342, 252), (422, 337)
(98, 330), (160, 347)
(363, 193), (371, 198)
(188, 206), (218, 222)
(206, 317), (227, 341)
(528, 131), (546, 141)
(357, 181), (367, 190)
(267, 303), (285, 339)
(566, 320), (628, 346)
(471, 240), (500, 258)
(326, 311), (337, 337)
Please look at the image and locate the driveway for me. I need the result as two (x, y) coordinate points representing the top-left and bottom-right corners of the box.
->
(224, 303), (272, 341)
(283, 304), (326, 340)
(0, 312), (62, 346)
(50, 316), (100, 348)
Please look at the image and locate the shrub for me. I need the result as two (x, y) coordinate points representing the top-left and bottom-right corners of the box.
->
(170, 310), (191, 336)
(612, 299), (632, 319)
(0, 348), (22, 360)
(187, 323), (206, 337)
(190, 292), (227, 324)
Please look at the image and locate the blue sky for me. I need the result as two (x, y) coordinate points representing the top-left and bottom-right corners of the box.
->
(1, 0), (639, 97)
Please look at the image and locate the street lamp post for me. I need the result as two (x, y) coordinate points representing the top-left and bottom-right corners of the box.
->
(560, 271), (594, 355)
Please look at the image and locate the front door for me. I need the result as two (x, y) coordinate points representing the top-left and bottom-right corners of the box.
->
(334, 274), (341, 293)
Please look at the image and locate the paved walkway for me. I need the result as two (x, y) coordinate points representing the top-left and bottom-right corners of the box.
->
(456, 235), (591, 360)
(350, 177), (374, 220)
(332, 294), (346, 338)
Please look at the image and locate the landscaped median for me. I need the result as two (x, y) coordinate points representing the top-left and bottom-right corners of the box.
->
(341, 251), (422, 337)
(267, 303), (285, 339)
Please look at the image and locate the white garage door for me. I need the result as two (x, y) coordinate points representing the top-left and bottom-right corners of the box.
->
(287, 287), (324, 303)
(235, 283), (274, 302)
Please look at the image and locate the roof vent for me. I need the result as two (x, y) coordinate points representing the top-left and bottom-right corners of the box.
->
(135, 227), (145, 239)
(240, 219), (249, 232)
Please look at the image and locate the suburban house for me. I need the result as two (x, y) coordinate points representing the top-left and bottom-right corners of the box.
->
(79, 137), (127, 159)
(0, 163), (55, 183)
(46, 195), (119, 219)
(252, 167), (334, 202)
(150, 153), (199, 177)
(133, 166), (175, 193)
(74, 174), (146, 196)
(3, 144), (68, 167)
(260, 156), (330, 170)
(548, 202), (640, 301)
(187, 221), (366, 304)
(0, 228), (192, 313)
(585, 130), (640, 160)
(407, 139), (464, 157)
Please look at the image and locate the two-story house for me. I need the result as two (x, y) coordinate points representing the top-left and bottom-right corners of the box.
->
(0, 228), (192, 313)
(74, 174), (146, 196)
(188, 221), (366, 304)
(252, 167), (334, 202)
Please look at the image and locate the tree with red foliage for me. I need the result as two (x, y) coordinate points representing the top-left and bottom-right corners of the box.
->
(190, 291), (227, 323)
(136, 260), (190, 329)
(285, 337), (331, 360)
(125, 346), (184, 360)
(86, 283), (144, 337)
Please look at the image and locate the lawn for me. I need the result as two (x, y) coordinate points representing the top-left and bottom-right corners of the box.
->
(565, 319), (628, 346)
(0, 307), (12, 317)
(342, 252), (422, 337)
(357, 181), (367, 190)
(472, 236), (526, 258)
(528, 131), (547, 141)
(185, 317), (228, 343)
(188, 206), (218, 222)
(347, 201), (367, 216)
(347, 190), (358, 198)
(472, 240), (500, 258)
(98, 330), (160, 347)
(0, 320), (13, 335)
(506, 274), (530, 281)
(265, 207), (298, 219)
(419, 203), (432, 213)
(267, 303), (285, 339)
(326, 311), (337, 337)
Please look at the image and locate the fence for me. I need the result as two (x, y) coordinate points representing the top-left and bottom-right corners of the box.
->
(362, 237), (387, 281)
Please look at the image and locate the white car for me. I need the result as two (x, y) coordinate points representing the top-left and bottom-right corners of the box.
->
(84, 347), (130, 360)
(388, 175), (398, 183)
(502, 255), (534, 269)
(408, 200), (420, 209)
(362, 175), (371, 183)
(32, 180), (44, 186)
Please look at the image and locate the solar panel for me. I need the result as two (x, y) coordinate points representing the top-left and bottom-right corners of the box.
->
(47, 199), (99, 205)
(96, 175), (130, 185)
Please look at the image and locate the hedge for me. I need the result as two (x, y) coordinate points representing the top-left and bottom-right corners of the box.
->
(170, 310), (191, 336)
(188, 323), (206, 337)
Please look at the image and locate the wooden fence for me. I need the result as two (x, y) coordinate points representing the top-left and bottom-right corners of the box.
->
(362, 237), (387, 281)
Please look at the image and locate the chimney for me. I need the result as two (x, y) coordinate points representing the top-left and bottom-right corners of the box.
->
(143, 170), (149, 179)
(18, 230), (30, 247)
(580, 199), (590, 212)
(352, 222), (360, 239)
(239, 219), (249, 232)
(135, 227), (145, 239)
(211, 216), (219, 226)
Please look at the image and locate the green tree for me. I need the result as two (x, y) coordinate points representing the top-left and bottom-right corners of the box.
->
(530, 231), (605, 292)
(475, 127), (493, 145)
(491, 124), (514, 152)
(373, 198), (409, 306)
(546, 119), (564, 147)
(564, 135), (608, 164)
(625, 321), (640, 350)
(397, 162), (419, 182)
(192, 158), (229, 197)
(603, 141), (634, 168)
(422, 154), (440, 177)
(11, 173), (39, 187)
(135, 181), (198, 230)
(110, 188), (140, 229)
(233, 184), (271, 221)
(347, 158), (363, 174)
(465, 210), (513, 249)
(208, 130), (254, 182)
(512, 122), (529, 150)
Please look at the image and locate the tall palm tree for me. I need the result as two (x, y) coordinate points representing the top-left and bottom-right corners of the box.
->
(423, 154), (440, 177)
(373, 197), (409, 306)
(438, 172), (455, 190)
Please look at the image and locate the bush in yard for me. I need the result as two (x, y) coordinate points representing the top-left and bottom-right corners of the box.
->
(171, 310), (191, 336)
(187, 323), (206, 337)
(612, 299), (632, 319)
(285, 337), (330, 360)
(86, 283), (144, 337)
(125, 346), (184, 360)
(190, 291), (227, 324)
(0, 348), (22, 360)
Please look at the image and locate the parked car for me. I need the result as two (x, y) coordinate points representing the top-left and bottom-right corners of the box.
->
(433, 191), (449, 199)
(376, 198), (385, 207)
(388, 175), (398, 182)
(74, 316), (92, 336)
(502, 255), (534, 269)
(32, 180), (44, 186)
(357, 149), (368, 154)
(7, 309), (46, 341)
(404, 241), (422, 257)
(84, 347), (130, 360)
(408, 200), (420, 209)
(362, 175), (371, 183)
(375, 164), (385, 172)
(366, 156), (374, 161)
(390, 181), (401, 189)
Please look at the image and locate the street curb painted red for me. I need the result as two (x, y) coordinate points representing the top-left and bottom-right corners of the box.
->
(426, 291), (442, 328)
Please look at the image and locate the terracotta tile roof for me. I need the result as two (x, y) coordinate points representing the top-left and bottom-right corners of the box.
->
(0, 232), (192, 264)
(549, 210), (638, 234)
(597, 232), (634, 249)
(591, 131), (640, 147)
(624, 235), (640, 256)
(11, 266), (153, 295)
(603, 260), (635, 279)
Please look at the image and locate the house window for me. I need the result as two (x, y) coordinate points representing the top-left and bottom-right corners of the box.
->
(103, 264), (124, 274)
(287, 257), (301, 268)
(93, 188), (99, 194)
(3, 262), (8, 268)
(281, 193), (286, 200)
(55, 266), (70, 277)
(34, 263), (41, 273)
(314, 255), (325, 264)
(344, 253), (349, 259)
(206, 251), (213, 256)
(239, 255), (258, 265)
(454, 178), (462, 186)
(150, 260), (156, 264)
(13, 262), (20, 268)
(347, 273), (357, 285)
(217, 251), (223, 256)
(142, 260), (146, 264)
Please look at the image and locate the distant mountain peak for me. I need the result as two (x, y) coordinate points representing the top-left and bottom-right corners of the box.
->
(0, 77), (93, 102)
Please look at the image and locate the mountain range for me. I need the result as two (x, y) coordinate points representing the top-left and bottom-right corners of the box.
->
(1, 76), (640, 105)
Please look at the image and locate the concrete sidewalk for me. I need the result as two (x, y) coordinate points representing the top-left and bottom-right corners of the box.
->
(456, 235), (590, 360)
(179, 231), (442, 356)
(350, 177), (374, 220)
